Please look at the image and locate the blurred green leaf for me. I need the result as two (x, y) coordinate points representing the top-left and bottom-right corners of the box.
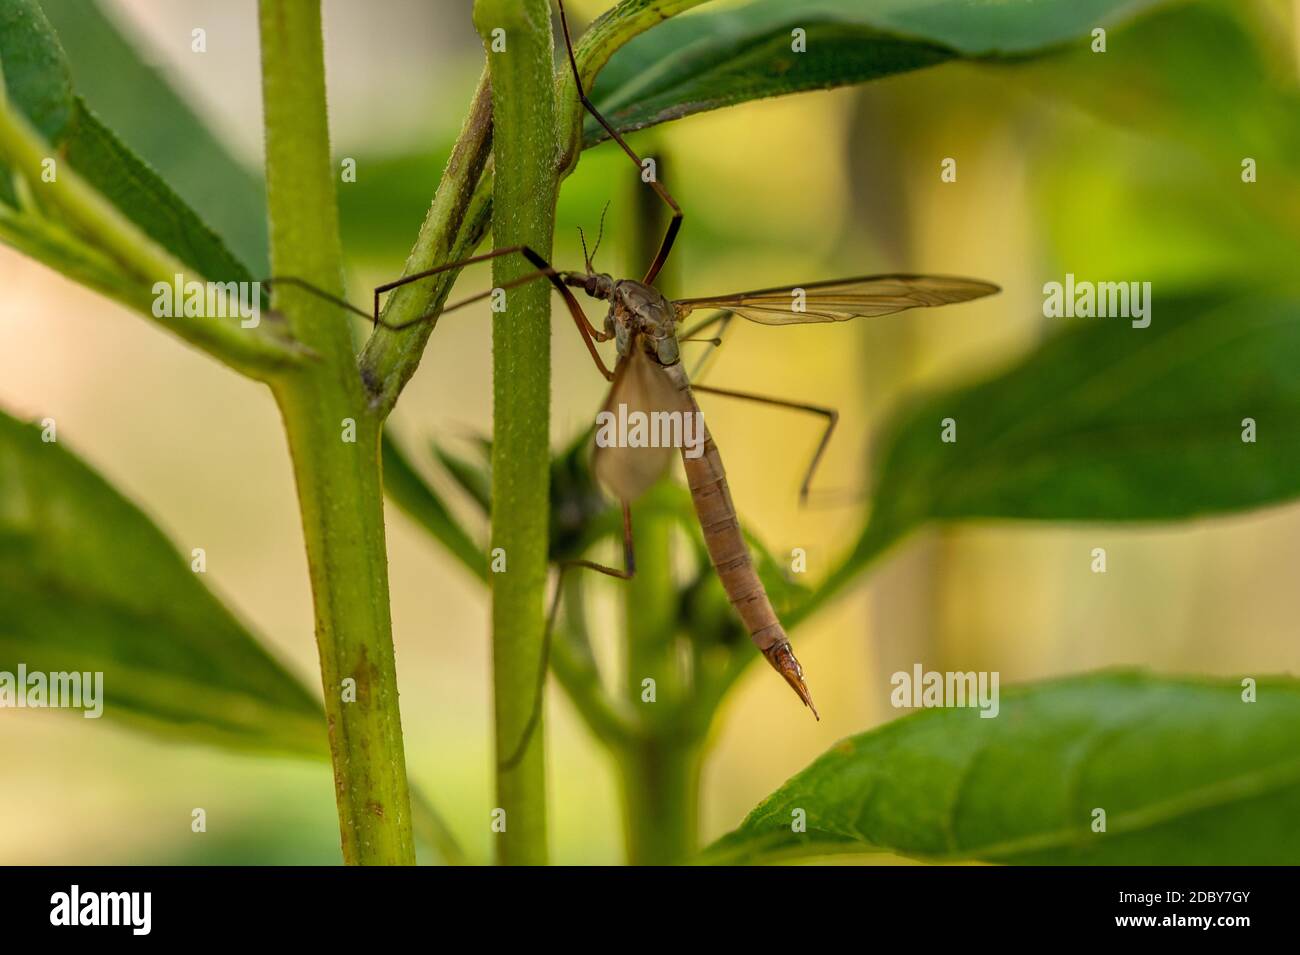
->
(706, 671), (1300, 864)
(801, 293), (1300, 620)
(1034, 137), (1299, 290)
(548, 427), (621, 563)
(873, 293), (1300, 527)
(0, 0), (73, 143)
(38, 0), (270, 272)
(1018, 2), (1300, 171)
(0, 410), (326, 756)
(432, 435), (493, 516)
(381, 429), (486, 583)
(338, 149), (454, 263)
(1024, 2), (1300, 288)
(589, 0), (1171, 143)
(415, 426), (618, 565)
(0, 0), (254, 283)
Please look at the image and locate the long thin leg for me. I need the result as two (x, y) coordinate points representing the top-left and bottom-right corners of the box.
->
(266, 244), (617, 380)
(686, 311), (734, 382)
(692, 383), (839, 504)
(499, 502), (636, 771)
(557, 0), (683, 285)
(676, 310), (731, 343)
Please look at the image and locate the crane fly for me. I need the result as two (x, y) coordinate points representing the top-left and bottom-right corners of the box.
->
(264, 0), (999, 737)
(584, 271), (997, 718)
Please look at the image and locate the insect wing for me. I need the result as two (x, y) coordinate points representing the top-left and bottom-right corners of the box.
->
(673, 274), (999, 326)
(593, 347), (688, 502)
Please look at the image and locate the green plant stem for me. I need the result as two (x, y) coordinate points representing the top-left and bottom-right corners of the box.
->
(623, 509), (678, 704)
(358, 73), (494, 415)
(618, 498), (701, 864)
(259, 0), (414, 866)
(473, 0), (558, 867)
(356, 0), (709, 418)
(0, 207), (141, 308)
(617, 736), (703, 865)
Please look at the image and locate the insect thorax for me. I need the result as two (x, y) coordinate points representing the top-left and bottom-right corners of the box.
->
(609, 280), (680, 366)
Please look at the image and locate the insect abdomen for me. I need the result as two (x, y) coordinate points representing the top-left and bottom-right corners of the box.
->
(685, 430), (786, 651)
(662, 362), (817, 716)
(662, 364), (782, 650)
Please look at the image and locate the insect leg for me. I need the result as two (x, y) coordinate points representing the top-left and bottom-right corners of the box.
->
(556, 0), (683, 285)
(676, 310), (731, 342)
(499, 502), (636, 771)
(267, 246), (528, 325)
(684, 311), (735, 382)
(267, 245), (616, 379)
(692, 384), (839, 505)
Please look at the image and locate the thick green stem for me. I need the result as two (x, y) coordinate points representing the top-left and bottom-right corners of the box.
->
(617, 737), (702, 865)
(259, 0), (414, 865)
(474, 0), (558, 867)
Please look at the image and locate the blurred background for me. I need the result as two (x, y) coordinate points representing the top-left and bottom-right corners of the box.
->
(2, 0), (1300, 863)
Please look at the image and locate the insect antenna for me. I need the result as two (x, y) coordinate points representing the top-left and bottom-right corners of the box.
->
(578, 224), (592, 273)
(577, 201), (612, 275)
(589, 199), (611, 266)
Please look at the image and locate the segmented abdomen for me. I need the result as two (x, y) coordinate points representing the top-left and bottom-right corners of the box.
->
(663, 363), (785, 653)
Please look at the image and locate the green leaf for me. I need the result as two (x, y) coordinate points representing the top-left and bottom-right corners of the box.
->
(706, 671), (1300, 864)
(588, 0), (1171, 143)
(432, 436), (493, 516)
(0, 0), (254, 283)
(38, 0), (270, 272)
(1025, 3), (1300, 289)
(798, 293), (1300, 623)
(381, 429), (486, 583)
(64, 101), (258, 284)
(0, 410), (326, 756)
(0, 0), (73, 143)
(875, 293), (1300, 531)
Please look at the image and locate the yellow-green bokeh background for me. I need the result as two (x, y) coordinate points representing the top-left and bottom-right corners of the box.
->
(3, 0), (1299, 863)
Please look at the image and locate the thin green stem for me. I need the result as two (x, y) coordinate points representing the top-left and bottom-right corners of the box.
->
(617, 497), (702, 864)
(623, 501), (678, 708)
(0, 207), (140, 308)
(358, 74), (494, 416)
(474, 0), (559, 867)
(259, 0), (414, 865)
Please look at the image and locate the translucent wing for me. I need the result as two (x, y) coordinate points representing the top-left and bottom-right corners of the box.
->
(673, 274), (999, 326)
(592, 345), (689, 502)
